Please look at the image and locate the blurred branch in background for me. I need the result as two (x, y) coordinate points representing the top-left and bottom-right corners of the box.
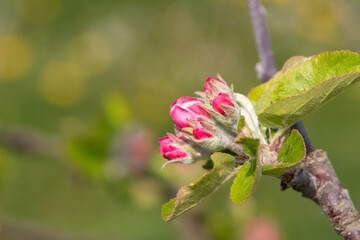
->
(246, 0), (360, 239)
(0, 127), (61, 158)
(0, 123), (213, 240)
(0, 219), (116, 240)
(0, 126), (83, 181)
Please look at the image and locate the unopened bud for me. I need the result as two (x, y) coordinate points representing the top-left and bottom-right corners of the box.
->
(170, 97), (210, 130)
(193, 121), (214, 140)
(204, 77), (228, 95)
(158, 135), (188, 160)
(213, 93), (235, 116)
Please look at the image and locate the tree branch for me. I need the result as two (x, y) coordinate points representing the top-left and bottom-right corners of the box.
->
(245, 0), (360, 239)
(0, 127), (61, 159)
(281, 151), (360, 239)
(246, 0), (277, 82)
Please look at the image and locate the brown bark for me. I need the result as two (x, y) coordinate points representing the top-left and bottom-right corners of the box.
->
(281, 150), (360, 239)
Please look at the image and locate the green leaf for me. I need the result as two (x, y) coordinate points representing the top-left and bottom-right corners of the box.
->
(279, 55), (313, 73)
(161, 152), (237, 221)
(202, 159), (214, 170)
(248, 71), (280, 104)
(254, 51), (360, 128)
(248, 55), (311, 105)
(161, 199), (175, 220)
(230, 139), (261, 204)
(262, 130), (306, 176)
(237, 138), (259, 157)
(229, 160), (257, 204)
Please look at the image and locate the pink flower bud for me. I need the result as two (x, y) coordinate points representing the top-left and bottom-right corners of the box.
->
(170, 97), (210, 129)
(159, 136), (188, 160)
(193, 121), (213, 140)
(212, 93), (234, 116)
(204, 77), (226, 94)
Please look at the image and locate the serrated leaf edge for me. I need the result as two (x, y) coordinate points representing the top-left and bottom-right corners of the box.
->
(260, 71), (360, 127)
(161, 153), (237, 221)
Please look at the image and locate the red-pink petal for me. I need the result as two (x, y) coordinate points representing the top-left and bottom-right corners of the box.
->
(164, 151), (188, 160)
(158, 136), (177, 154)
(170, 105), (197, 129)
(193, 122), (213, 140)
(187, 103), (210, 119)
(204, 77), (226, 94)
(170, 96), (200, 109)
(159, 135), (188, 160)
(170, 96), (209, 129)
(212, 93), (234, 116)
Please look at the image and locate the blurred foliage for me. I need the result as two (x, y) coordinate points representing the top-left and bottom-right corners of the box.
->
(0, 0), (359, 239)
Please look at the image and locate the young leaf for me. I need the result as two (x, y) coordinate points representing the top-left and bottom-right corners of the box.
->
(279, 55), (313, 74)
(248, 55), (311, 105)
(230, 138), (261, 204)
(161, 152), (237, 221)
(248, 71), (280, 104)
(254, 51), (360, 128)
(237, 137), (259, 157)
(262, 130), (306, 176)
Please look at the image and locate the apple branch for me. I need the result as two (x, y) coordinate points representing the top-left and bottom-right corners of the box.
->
(245, 0), (360, 239)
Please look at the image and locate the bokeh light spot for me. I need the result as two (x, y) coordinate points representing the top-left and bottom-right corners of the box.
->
(292, 0), (340, 42)
(133, 90), (169, 126)
(129, 178), (162, 209)
(0, 34), (33, 81)
(103, 93), (132, 128)
(68, 32), (113, 77)
(15, 0), (62, 24)
(39, 62), (86, 107)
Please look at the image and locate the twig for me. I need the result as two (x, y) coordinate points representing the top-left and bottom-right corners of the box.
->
(245, 0), (360, 239)
(0, 127), (83, 181)
(246, 0), (314, 152)
(246, 0), (277, 82)
(0, 127), (62, 159)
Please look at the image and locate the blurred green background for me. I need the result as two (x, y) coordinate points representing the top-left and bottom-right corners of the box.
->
(0, 0), (359, 239)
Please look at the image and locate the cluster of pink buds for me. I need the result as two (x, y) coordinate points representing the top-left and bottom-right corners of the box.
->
(159, 76), (266, 167)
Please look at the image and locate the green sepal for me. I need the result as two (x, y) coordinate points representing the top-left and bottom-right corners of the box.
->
(237, 115), (246, 132)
